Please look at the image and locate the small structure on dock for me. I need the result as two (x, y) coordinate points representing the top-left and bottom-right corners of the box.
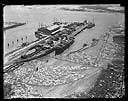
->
(35, 24), (61, 39)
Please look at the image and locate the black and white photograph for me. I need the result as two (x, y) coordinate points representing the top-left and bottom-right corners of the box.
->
(3, 4), (125, 98)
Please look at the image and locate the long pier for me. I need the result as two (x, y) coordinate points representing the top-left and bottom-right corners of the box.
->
(3, 23), (26, 31)
(72, 24), (89, 36)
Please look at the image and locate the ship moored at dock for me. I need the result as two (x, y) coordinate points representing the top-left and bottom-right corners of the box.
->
(4, 19), (95, 72)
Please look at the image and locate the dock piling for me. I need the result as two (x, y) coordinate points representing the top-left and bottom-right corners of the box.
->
(8, 43), (9, 47)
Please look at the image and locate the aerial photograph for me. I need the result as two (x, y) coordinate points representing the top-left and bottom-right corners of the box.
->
(3, 4), (125, 98)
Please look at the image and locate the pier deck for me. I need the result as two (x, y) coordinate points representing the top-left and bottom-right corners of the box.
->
(71, 24), (88, 36)
(3, 22), (26, 31)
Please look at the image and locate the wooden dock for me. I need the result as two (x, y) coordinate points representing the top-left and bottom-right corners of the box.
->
(72, 24), (89, 36)
(3, 23), (26, 31)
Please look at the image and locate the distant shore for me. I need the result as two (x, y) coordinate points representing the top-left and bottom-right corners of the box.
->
(60, 6), (124, 13)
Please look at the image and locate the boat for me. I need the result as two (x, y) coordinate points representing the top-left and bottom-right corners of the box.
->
(86, 22), (95, 29)
(55, 35), (75, 55)
(19, 38), (56, 62)
(18, 46), (55, 63)
(16, 35), (74, 62)
(86, 19), (95, 29)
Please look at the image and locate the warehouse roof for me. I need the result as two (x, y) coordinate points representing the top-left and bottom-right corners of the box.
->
(47, 25), (60, 31)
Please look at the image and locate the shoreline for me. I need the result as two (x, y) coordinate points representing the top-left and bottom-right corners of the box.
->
(60, 6), (124, 13)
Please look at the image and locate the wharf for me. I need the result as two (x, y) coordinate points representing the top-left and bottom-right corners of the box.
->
(71, 24), (89, 37)
(4, 23), (95, 70)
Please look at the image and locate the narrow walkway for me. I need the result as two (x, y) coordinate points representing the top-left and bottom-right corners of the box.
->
(95, 33), (110, 64)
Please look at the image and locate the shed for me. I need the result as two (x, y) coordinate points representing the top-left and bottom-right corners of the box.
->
(47, 25), (60, 32)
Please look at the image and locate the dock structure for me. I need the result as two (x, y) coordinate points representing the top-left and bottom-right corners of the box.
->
(4, 21), (95, 72)
(3, 22), (26, 31)
(72, 24), (89, 36)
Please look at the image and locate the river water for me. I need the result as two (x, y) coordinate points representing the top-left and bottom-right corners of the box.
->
(3, 6), (124, 54)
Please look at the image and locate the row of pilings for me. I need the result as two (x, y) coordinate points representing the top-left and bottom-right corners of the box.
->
(7, 36), (28, 48)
